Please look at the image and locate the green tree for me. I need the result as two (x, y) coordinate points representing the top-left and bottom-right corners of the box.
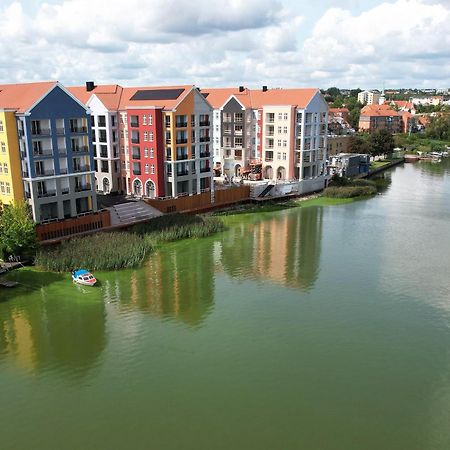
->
(0, 200), (36, 259)
(347, 135), (371, 154)
(369, 129), (395, 157)
(426, 114), (450, 140)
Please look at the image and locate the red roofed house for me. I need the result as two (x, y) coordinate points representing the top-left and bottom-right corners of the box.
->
(358, 104), (403, 133)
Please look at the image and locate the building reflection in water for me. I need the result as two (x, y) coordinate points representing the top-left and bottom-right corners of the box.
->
(0, 290), (107, 379)
(106, 243), (215, 328)
(217, 207), (323, 291)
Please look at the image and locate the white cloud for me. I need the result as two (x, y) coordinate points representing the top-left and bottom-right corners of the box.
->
(0, 0), (448, 88)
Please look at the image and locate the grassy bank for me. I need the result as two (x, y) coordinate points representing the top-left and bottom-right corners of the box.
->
(36, 214), (225, 272)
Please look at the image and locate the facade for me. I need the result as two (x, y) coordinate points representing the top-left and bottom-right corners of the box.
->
(0, 110), (23, 204)
(357, 90), (381, 105)
(202, 87), (328, 183)
(358, 104), (403, 133)
(327, 135), (352, 156)
(329, 153), (370, 177)
(0, 82), (97, 222)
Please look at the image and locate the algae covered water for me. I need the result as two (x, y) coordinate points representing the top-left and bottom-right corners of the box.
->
(1, 160), (450, 449)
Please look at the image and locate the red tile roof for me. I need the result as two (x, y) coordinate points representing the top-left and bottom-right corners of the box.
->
(0, 81), (57, 113)
(68, 85), (124, 110)
(360, 104), (401, 117)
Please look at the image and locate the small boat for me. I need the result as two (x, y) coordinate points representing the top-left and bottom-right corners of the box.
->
(71, 269), (97, 286)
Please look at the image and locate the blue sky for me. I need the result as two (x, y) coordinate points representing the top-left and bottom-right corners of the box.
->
(0, 0), (449, 89)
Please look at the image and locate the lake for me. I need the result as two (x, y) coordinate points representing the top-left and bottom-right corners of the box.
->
(1, 159), (450, 449)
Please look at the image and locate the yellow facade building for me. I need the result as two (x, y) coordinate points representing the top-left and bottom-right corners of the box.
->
(0, 110), (23, 204)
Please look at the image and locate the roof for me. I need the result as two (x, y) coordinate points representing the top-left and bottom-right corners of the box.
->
(201, 87), (320, 109)
(360, 104), (401, 117)
(68, 84), (124, 110)
(329, 108), (349, 113)
(389, 100), (414, 110)
(0, 81), (57, 113)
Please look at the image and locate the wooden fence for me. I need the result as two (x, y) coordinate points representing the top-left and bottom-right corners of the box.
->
(36, 210), (111, 242)
(145, 186), (250, 213)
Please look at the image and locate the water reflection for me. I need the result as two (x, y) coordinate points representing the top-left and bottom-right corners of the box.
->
(217, 207), (323, 291)
(0, 290), (106, 379)
(419, 157), (450, 177)
(105, 243), (215, 327)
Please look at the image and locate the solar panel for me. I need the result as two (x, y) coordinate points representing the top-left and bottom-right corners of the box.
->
(130, 88), (185, 101)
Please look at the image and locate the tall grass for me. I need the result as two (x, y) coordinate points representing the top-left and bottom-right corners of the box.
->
(36, 214), (225, 272)
(323, 185), (377, 198)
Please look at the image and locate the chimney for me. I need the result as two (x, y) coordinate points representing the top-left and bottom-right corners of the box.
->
(239, 86), (245, 92)
(262, 86), (268, 92)
(86, 81), (95, 92)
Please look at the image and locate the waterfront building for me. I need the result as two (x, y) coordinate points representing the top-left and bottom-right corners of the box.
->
(328, 153), (370, 177)
(357, 90), (381, 105)
(0, 81), (97, 222)
(327, 135), (352, 156)
(68, 83), (124, 194)
(358, 104), (402, 133)
(202, 86), (328, 182)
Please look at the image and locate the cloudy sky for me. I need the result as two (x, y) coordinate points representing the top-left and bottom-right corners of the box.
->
(0, 0), (449, 89)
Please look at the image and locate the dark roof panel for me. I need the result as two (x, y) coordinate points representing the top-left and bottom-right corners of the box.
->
(202, 92), (209, 98)
(130, 88), (185, 101)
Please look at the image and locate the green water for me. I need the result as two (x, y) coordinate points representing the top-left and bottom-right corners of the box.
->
(1, 160), (450, 450)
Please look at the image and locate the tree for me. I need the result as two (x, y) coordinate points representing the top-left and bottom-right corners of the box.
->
(369, 129), (395, 157)
(348, 135), (371, 154)
(0, 200), (36, 259)
(426, 114), (450, 140)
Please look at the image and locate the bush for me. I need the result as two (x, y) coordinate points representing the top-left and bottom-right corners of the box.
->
(36, 232), (148, 272)
(351, 179), (377, 188)
(323, 185), (377, 198)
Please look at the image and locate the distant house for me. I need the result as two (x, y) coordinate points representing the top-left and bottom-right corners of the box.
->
(328, 108), (353, 135)
(357, 90), (381, 105)
(388, 100), (416, 115)
(358, 104), (402, 133)
(327, 135), (352, 156)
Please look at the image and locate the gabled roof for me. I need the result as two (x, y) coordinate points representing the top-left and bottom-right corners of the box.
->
(329, 108), (350, 113)
(68, 85), (124, 110)
(201, 87), (319, 110)
(0, 81), (57, 113)
(360, 104), (401, 117)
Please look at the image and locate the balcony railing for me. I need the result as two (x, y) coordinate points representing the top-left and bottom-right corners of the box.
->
(60, 168), (68, 174)
(165, 138), (171, 145)
(37, 189), (56, 198)
(200, 152), (210, 158)
(176, 122), (188, 128)
(59, 148), (67, 156)
(73, 166), (90, 173)
(176, 154), (189, 161)
(35, 169), (55, 177)
(56, 128), (65, 135)
(200, 167), (210, 173)
(200, 121), (210, 127)
(166, 154), (172, 161)
(199, 136), (210, 142)
(176, 138), (188, 144)
(176, 170), (188, 176)
(130, 121), (139, 128)
(131, 137), (140, 144)
(72, 146), (89, 153)
(33, 148), (53, 157)
(70, 126), (87, 133)
(62, 187), (70, 195)
(75, 184), (92, 192)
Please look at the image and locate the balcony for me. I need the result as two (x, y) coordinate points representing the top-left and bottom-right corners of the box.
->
(132, 151), (141, 160)
(31, 128), (51, 137)
(75, 184), (92, 192)
(165, 138), (172, 145)
(56, 128), (65, 135)
(131, 137), (140, 144)
(176, 121), (188, 128)
(36, 169), (55, 177)
(199, 136), (210, 143)
(176, 153), (189, 161)
(100, 152), (108, 158)
(59, 148), (67, 156)
(62, 187), (70, 195)
(37, 189), (56, 198)
(130, 121), (139, 128)
(72, 146), (89, 154)
(33, 148), (53, 157)
(70, 126), (88, 133)
(200, 152), (211, 158)
(60, 168), (69, 174)
(200, 121), (210, 127)
(200, 167), (210, 173)
(73, 166), (90, 173)
(176, 171), (189, 177)
(176, 138), (188, 144)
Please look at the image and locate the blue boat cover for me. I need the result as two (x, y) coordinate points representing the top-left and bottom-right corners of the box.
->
(73, 269), (89, 277)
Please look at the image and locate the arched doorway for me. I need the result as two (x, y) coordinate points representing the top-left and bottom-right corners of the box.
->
(133, 179), (142, 196)
(264, 165), (273, 179)
(277, 166), (286, 180)
(145, 180), (156, 199)
(235, 164), (241, 177)
(102, 177), (110, 194)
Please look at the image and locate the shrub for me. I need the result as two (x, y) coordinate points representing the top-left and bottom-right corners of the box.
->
(323, 185), (377, 198)
(351, 179), (377, 188)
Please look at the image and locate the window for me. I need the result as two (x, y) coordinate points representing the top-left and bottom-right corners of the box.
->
(0, 120), (3, 132)
(150, 147), (154, 158)
(145, 164), (149, 174)
(165, 116), (171, 128)
(1, 142), (5, 152)
(144, 147), (148, 158)
(284, 113), (288, 120)
(283, 126), (288, 134)
(277, 139), (282, 147)
(3, 163), (8, 173)
(277, 126), (282, 134)
(0, 182), (4, 193)
(150, 164), (155, 174)
(283, 153), (287, 160)
(4, 182), (9, 194)
(148, 115), (153, 126)
(0, 165), (2, 173)
(143, 115), (147, 125)
(101, 161), (108, 173)
(144, 131), (148, 141)
(277, 152), (281, 160)
(278, 113), (283, 120)
(149, 132), (154, 142)
(283, 140), (287, 147)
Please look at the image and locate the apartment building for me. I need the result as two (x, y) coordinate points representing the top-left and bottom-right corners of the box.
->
(357, 90), (381, 105)
(359, 104), (403, 133)
(69, 83), (123, 194)
(203, 87), (328, 182)
(0, 81), (97, 222)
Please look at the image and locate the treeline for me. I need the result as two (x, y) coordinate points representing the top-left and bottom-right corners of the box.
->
(322, 87), (363, 129)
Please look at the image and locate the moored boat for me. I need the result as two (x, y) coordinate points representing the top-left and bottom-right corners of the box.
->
(71, 269), (97, 286)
